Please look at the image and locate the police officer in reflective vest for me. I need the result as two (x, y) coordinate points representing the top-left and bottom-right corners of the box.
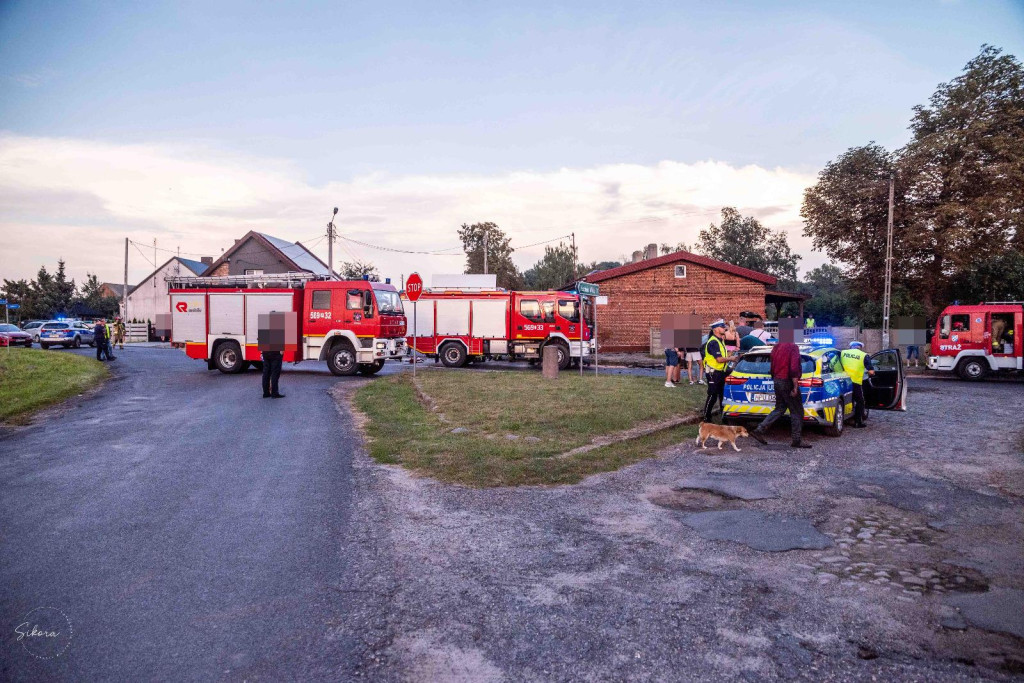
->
(840, 341), (875, 428)
(702, 320), (738, 422)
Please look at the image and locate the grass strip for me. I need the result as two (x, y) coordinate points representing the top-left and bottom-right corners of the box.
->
(354, 370), (701, 487)
(0, 349), (109, 424)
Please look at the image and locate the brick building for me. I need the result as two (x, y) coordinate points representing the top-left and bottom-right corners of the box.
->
(580, 246), (806, 352)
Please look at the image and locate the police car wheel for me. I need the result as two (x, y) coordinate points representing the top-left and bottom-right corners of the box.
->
(40, 343), (49, 350)
(72, 336), (81, 348)
(824, 399), (844, 437)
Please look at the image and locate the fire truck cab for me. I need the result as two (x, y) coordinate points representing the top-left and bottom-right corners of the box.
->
(927, 302), (1022, 380)
(168, 272), (406, 376)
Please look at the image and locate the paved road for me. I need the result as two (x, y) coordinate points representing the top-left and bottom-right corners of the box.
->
(1, 347), (391, 681)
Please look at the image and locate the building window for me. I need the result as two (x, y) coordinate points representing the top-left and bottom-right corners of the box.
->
(674, 265), (687, 278)
(245, 269), (264, 275)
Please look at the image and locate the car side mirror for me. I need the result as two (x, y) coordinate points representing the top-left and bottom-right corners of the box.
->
(363, 292), (374, 318)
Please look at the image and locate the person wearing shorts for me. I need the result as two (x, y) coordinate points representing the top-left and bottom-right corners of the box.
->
(684, 347), (703, 384)
(664, 347), (681, 387)
(905, 344), (920, 367)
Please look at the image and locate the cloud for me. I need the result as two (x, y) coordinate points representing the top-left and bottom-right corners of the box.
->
(0, 134), (821, 286)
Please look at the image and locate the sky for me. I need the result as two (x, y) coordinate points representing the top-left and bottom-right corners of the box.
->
(1, 0), (1022, 287)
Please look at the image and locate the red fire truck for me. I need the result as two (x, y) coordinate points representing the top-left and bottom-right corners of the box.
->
(927, 301), (1022, 380)
(167, 272), (407, 376)
(402, 287), (594, 369)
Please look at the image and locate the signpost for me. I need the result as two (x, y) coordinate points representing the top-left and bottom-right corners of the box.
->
(576, 282), (599, 376)
(406, 273), (423, 378)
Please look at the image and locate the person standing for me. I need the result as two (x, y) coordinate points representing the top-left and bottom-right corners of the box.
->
(262, 350), (284, 398)
(749, 331), (812, 448)
(702, 320), (737, 422)
(840, 341), (875, 428)
(664, 346), (680, 388)
(93, 319), (112, 361)
(112, 317), (126, 350)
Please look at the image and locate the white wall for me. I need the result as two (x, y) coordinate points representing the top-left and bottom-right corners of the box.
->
(125, 260), (194, 323)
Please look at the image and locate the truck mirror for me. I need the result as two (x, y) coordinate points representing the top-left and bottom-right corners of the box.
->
(363, 291), (374, 318)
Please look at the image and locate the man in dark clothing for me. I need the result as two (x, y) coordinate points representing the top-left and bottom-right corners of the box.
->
(93, 319), (114, 361)
(750, 333), (812, 448)
(261, 351), (284, 398)
(702, 320), (737, 422)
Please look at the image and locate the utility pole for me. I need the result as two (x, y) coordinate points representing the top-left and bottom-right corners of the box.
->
(882, 175), (895, 349)
(123, 238), (129, 321)
(482, 227), (489, 275)
(327, 207), (339, 280)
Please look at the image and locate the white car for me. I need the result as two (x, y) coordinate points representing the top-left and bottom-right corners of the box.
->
(20, 320), (46, 343)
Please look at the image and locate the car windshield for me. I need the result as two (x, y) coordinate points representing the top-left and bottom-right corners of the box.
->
(735, 353), (816, 376)
(0, 324), (19, 332)
(373, 289), (404, 315)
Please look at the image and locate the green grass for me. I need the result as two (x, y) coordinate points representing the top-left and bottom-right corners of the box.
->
(0, 349), (109, 424)
(353, 370), (702, 487)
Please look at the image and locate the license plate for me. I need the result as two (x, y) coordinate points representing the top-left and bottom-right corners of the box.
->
(748, 392), (774, 402)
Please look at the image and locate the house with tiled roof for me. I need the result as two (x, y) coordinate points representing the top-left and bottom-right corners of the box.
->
(579, 244), (806, 352)
(201, 231), (330, 277)
(124, 256), (210, 323)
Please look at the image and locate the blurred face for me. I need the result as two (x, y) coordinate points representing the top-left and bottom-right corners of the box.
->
(712, 326), (725, 338)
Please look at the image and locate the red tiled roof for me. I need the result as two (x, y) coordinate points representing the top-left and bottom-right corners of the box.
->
(583, 250), (777, 286)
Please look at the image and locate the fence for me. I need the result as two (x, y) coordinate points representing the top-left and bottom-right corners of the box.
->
(126, 323), (149, 343)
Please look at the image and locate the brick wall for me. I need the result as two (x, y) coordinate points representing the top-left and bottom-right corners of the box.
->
(596, 262), (768, 352)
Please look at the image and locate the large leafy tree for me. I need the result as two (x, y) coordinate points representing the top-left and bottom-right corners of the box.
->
(803, 46), (1024, 317)
(800, 264), (856, 326)
(457, 222), (525, 290)
(900, 45), (1024, 310)
(695, 207), (800, 284)
(801, 144), (917, 304)
(0, 278), (37, 321)
(75, 274), (121, 318)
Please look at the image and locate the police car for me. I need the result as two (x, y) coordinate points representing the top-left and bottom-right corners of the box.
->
(39, 320), (97, 349)
(722, 342), (907, 436)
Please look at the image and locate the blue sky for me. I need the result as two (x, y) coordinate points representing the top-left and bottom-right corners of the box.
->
(1, 0), (1022, 284)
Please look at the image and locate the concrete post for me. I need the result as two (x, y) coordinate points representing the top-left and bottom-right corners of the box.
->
(542, 345), (559, 379)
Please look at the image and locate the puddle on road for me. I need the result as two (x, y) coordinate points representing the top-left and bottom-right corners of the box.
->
(649, 489), (739, 513)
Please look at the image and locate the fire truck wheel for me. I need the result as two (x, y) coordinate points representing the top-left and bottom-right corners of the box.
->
(440, 343), (468, 368)
(957, 358), (988, 381)
(214, 341), (245, 374)
(358, 360), (386, 375)
(328, 342), (359, 376)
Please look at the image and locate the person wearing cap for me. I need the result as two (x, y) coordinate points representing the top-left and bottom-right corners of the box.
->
(702, 320), (738, 422)
(840, 341), (875, 428)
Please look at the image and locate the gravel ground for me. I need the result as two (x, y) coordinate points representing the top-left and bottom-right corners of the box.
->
(344, 375), (1024, 680)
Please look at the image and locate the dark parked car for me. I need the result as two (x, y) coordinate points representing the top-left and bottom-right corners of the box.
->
(0, 323), (33, 347)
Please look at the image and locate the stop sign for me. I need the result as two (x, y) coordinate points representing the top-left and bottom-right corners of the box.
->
(406, 273), (424, 302)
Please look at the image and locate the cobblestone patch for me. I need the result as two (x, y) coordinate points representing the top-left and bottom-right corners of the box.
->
(802, 507), (990, 596)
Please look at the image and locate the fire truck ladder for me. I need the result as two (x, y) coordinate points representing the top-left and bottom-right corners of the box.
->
(982, 301), (1024, 306)
(166, 272), (329, 289)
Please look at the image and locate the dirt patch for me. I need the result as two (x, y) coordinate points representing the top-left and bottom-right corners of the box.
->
(649, 489), (738, 513)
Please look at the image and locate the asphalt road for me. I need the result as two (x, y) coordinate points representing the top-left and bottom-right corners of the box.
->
(1, 347), (392, 681)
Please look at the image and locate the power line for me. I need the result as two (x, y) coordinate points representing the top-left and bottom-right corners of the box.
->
(337, 234), (464, 255)
(130, 241), (156, 268)
(514, 234), (573, 250)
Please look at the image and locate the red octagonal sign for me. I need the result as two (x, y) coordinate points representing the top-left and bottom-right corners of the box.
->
(406, 273), (423, 302)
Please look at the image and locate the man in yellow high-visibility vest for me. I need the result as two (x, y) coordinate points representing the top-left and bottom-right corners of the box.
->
(702, 319), (738, 422)
(840, 341), (875, 428)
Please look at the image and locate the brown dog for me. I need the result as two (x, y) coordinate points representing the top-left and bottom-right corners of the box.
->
(695, 422), (750, 451)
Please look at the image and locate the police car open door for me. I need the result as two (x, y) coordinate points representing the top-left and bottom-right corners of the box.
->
(864, 349), (907, 411)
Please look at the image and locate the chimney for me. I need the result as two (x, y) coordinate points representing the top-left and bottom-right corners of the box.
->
(201, 257), (213, 266)
(645, 243), (658, 260)
(632, 250), (643, 263)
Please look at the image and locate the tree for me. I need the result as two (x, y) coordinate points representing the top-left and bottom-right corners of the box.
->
(457, 222), (524, 290)
(695, 207), (800, 283)
(0, 278), (36, 322)
(523, 243), (586, 290)
(900, 45), (1024, 311)
(74, 274), (120, 318)
(339, 259), (379, 281)
(800, 265), (857, 326)
(660, 242), (691, 255)
(801, 144), (916, 305)
(52, 259), (76, 316)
